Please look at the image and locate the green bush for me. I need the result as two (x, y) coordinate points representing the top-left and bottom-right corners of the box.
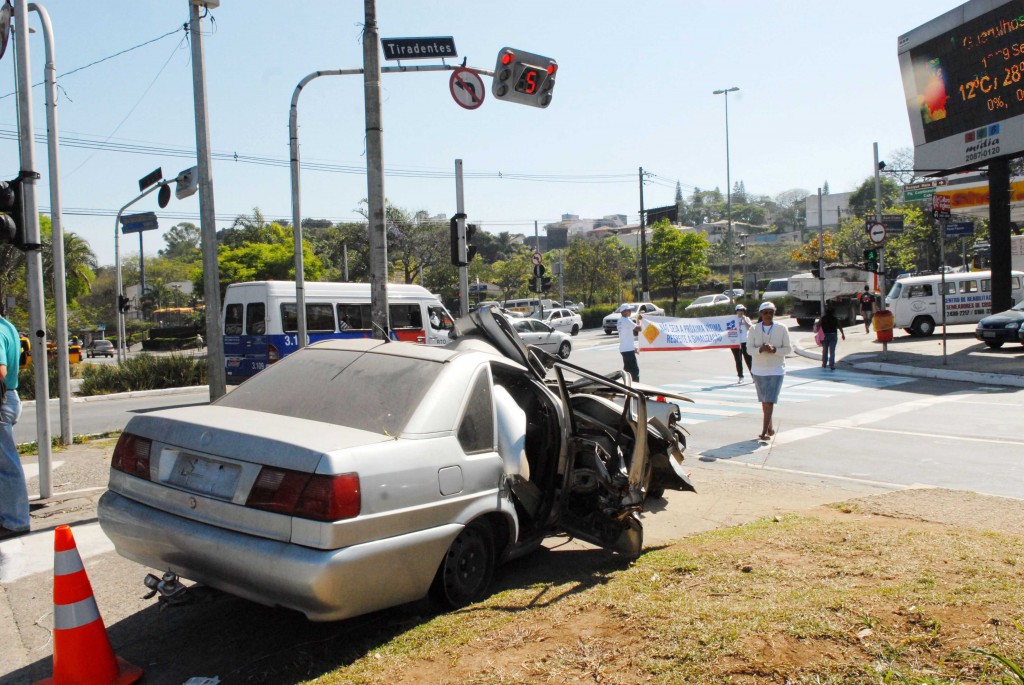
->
(17, 362), (58, 400)
(78, 353), (207, 396)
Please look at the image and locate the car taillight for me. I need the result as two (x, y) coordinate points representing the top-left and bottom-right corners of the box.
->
(267, 343), (279, 363)
(246, 467), (360, 522)
(111, 433), (153, 481)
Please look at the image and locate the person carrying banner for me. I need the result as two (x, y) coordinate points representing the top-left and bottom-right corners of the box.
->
(617, 305), (642, 382)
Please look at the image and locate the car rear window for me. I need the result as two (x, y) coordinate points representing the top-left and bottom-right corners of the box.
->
(215, 348), (442, 435)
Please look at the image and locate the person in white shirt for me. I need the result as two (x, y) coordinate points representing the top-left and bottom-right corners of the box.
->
(616, 305), (642, 382)
(747, 301), (792, 441)
(731, 304), (753, 382)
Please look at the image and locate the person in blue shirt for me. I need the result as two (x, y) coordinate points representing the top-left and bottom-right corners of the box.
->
(0, 302), (27, 540)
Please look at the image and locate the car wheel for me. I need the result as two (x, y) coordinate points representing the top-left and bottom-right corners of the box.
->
(911, 316), (935, 337)
(604, 328), (614, 335)
(984, 340), (1005, 349)
(571, 324), (579, 336)
(430, 520), (495, 608)
(558, 341), (571, 359)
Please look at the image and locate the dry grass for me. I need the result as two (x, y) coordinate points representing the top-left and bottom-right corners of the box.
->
(305, 508), (1024, 685)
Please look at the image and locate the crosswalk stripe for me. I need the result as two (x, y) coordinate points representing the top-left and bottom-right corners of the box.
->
(656, 368), (913, 427)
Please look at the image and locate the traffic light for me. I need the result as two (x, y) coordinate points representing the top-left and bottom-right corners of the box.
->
(492, 47), (557, 108)
(0, 178), (25, 248)
(465, 223), (478, 263)
(541, 276), (552, 293)
(449, 212), (467, 266)
(118, 295), (131, 313)
(863, 248), (879, 273)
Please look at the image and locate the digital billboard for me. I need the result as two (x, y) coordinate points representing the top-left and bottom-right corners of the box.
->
(899, 0), (1024, 173)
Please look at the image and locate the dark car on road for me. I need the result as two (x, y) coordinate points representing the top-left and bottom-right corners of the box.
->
(975, 301), (1024, 348)
(87, 339), (114, 358)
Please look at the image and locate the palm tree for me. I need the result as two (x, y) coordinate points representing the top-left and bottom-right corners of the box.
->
(42, 229), (98, 301)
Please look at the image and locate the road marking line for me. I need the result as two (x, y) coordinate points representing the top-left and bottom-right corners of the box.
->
(23, 461), (64, 480)
(699, 454), (913, 490)
(835, 425), (1021, 445)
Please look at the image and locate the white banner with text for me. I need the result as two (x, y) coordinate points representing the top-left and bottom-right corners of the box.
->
(637, 315), (739, 351)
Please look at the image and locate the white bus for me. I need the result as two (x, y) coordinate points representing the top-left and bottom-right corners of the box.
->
(223, 281), (454, 383)
(885, 270), (1024, 336)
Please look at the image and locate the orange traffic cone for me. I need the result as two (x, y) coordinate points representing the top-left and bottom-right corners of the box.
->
(34, 525), (143, 685)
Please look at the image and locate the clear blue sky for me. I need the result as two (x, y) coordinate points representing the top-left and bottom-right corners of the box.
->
(0, 0), (965, 266)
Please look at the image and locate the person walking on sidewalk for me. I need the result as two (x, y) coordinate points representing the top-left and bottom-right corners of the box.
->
(818, 305), (845, 370)
(731, 304), (753, 382)
(748, 302), (791, 441)
(617, 305), (643, 382)
(858, 285), (876, 333)
(0, 302), (27, 541)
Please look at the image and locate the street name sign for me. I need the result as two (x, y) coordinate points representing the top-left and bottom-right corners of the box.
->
(120, 212), (159, 234)
(138, 167), (163, 192)
(381, 36), (457, 61)
(945, 221), (975, 238)
(864, 214), (904, 235)
(902, 179), (947, 202)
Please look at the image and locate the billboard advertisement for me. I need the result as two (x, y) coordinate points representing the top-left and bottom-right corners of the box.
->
(899, 0), (1024, 173)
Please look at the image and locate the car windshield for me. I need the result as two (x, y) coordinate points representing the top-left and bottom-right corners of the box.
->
(215, 347), (442, 435)
(615, 304), (635, 313)
(692, 296), (715, 305)
(1013, 301), (1024, 312)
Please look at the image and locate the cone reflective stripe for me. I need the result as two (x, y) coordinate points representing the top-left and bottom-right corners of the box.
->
(34, 525), (143, 685)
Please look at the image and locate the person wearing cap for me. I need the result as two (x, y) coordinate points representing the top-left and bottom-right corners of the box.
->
(731, 304), (753, 382)
(617, 305), (643, 382)
(747, 301), (791, 441)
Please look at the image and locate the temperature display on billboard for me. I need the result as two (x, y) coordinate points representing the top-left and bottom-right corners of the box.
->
(900, 0), (1024, 172)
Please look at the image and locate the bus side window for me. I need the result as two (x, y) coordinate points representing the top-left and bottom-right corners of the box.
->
(428, 305), (453, 330)
(389, 304), (422, 329)
(225, 304), (243, 336)
(981, 279), (991, 292)
(307, 304), (335, 332)
(280, 303), (297, 333)
(246, 303), (266, 335)
(960, 280), (978, 294)
(337, 304), (370, 330)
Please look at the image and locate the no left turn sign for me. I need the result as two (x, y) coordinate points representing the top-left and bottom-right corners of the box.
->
(449, 67), (485, 110)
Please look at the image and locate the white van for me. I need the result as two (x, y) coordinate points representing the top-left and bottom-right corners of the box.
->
(761, 278), (789, 300)
(885, 270), (1024, 336)
(223, 281), (455, 383)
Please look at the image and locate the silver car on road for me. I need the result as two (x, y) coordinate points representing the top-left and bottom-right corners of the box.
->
(99, 307), (694, 621)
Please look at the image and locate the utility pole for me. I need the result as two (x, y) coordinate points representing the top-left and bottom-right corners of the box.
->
(455, 159), (468, 317)
(189, 0), (225, 399)
(363, 0), (389, 339)
(817, 188), (825, 319)
(638, 167), (649, 301)
(873, 142), (885, 297)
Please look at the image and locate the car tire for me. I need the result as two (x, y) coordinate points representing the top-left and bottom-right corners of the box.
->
(430, 520), (495, 608)
(984, 340), (1004, 349)
(910, 316), (935, 337)
(558, 341), (571, 359)
(570, 324), (579, 336)
(604, 329), (614, 335)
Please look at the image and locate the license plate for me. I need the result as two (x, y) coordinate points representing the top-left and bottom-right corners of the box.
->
(167, 453), (241, 499)
(982, 331), (996, 338)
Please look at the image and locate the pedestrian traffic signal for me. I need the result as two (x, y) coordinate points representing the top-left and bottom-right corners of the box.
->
(449, 212), (467, 266)
(465, 223), (478, 263)
(0, 178), (25, 249)
(492, 47), (557, 108)
(118, 295), (131, 313)
(863, 248), (879, 273)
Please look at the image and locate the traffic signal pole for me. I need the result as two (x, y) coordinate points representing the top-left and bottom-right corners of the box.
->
(873, 142), (887, 358)
(455, 159), (469, 318)
(13, 0), (53, 498)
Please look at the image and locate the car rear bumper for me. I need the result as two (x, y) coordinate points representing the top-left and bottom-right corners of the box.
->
(98, 490), (460, 621)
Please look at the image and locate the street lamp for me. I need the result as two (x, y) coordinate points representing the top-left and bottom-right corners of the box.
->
(713, 86), (739, 293)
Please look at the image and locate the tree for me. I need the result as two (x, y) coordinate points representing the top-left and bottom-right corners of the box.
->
(675, 181), (684, 204)
(648, 220), (710, 314)
(848, 176), (900, 218)
(790, 232), (839, 267)
(564, 236), (634, 305)
(491, 255), (532, 302)
(159, 222), (201, 262)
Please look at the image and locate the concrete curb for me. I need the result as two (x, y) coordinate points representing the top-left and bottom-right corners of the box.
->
(19, 385), (210, 409)
(792, 339), (1024, 388)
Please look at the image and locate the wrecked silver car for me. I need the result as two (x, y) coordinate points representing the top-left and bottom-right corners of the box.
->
(98, 305), (694, 621)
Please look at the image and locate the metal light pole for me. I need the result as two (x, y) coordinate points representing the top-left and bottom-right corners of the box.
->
(713, 86), (739, 293)
(738, 233), (748, 292)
